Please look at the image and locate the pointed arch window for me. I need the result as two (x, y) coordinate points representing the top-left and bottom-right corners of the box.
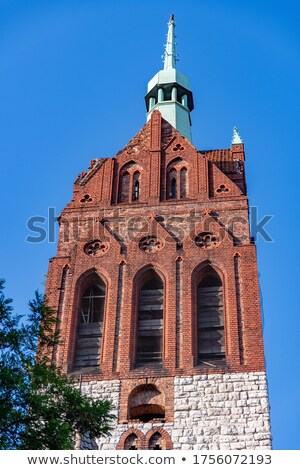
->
(136, 273), (163, 365)
(166, 158), (188, 200)
(124, 433), (139, 450)
(118, 171), (130, 203)
(167, 168), (177, 199)
(171, 177), (177, 198)
(118, 162), (143, 203)
(132, 171), (141, 201)
(74, 278), (106, 370)
(197, 268), (225, 362)
(148, 432), (166, 450)
(180, 167), (187, 198)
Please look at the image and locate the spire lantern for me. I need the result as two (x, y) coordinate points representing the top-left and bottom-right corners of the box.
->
(145, 14), (194, 142)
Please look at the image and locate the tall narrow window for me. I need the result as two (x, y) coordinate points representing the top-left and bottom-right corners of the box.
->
(134, 180), (139, 200)
(180, 167), (187, 198)
(197, 269), (225, 362)
(171, 177), (177, 198)
(132, 171), (141, 201)
(166, 158), (188, 200)
(136, 273), (163, 365)
(118, 171), (130, 203)
(167, 168), (177, 199)
(74, 280), (106, 369)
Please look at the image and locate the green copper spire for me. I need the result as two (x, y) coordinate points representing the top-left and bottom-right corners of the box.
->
(145, 14), (194, 142)
(164, 14), (177, 70)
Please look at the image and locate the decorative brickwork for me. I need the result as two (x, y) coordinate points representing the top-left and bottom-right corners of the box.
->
(116, 428), (146, 450)
(146, 428), (173, 450)
(45, 110), (271, 449)
(84, 240), (109, 256)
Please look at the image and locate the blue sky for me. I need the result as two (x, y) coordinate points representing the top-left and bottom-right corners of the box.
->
(1, 0), (299, 450)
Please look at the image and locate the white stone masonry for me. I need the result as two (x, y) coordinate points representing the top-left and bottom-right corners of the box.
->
(79, 372), (272, 450)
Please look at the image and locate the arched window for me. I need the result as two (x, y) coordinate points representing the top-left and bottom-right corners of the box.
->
(167, 168), (177, 199)
(180, 167), (187, 198)
(132, 171), (141, 201)
(118, 171), (130, 203)
(124, 433), (139, 450)
(166, 158), (188, 200)
(171, 177), (177, 198)
(148, 432), (166, 450)
(119, 172), (130, 203)
(117, 429), (145, 450)
(136, 272), (163, 365)
(74, 278), (106, 369)
(118, 162), (143, 204)
(128, 384), (165, 422)
(197, 268), (225, 362)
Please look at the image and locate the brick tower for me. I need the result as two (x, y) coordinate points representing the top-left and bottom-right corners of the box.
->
(45, 15), (272, 450)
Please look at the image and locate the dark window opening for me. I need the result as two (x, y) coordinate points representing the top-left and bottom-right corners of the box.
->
(74, 281), (106, 370)
(170, 177), (177, 198)
(180, 167), (187, 198)
(136, 275), (163, 365)
(132, 171), (141, 202)
(133, 180), (139, 201)
(167, 159), (185, 200)
(130, 404), (165, 423)
(163, 89), (172, 101)
(197, 270), (225, 362)
(118, 171), (130, 203)
(124, 433), (139, 450)
(148, 432), (166, 450)
(128, 384), (165, 423)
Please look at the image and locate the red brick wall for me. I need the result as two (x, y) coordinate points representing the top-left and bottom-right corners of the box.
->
(45, 111), (265, 384)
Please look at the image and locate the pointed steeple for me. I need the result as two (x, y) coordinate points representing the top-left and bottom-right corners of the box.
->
(145, 14), (194, 142)
(164, 14), (177, 70)
(232, 127), (243, 145)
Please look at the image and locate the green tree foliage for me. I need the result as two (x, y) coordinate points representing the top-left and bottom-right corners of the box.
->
(0, 279), (114, 449)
